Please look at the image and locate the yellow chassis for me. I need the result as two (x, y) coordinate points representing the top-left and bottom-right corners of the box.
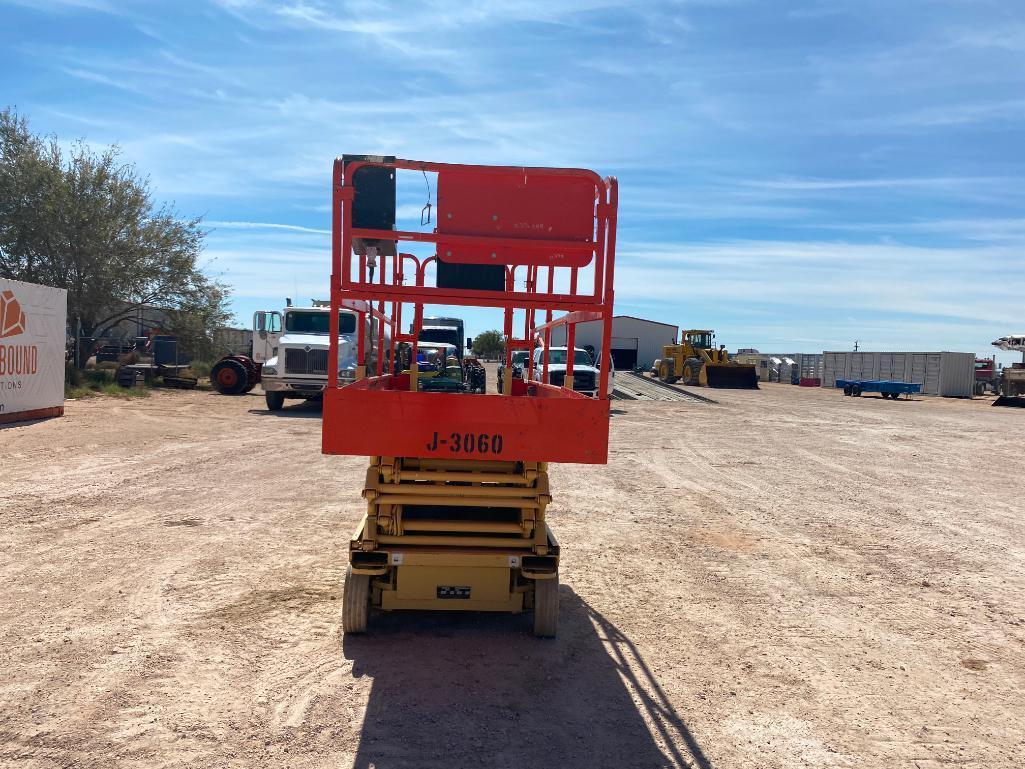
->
(349, 514), (559, 613)
(343, 457), (561, 633)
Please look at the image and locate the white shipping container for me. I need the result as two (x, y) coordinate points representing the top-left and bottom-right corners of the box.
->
(822, 351), (847, 388)
(819, 350), (975, 397)
(0, 278), (68, 423)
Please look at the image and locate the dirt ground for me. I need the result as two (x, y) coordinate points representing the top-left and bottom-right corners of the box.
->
(1, 380), (1023, 768)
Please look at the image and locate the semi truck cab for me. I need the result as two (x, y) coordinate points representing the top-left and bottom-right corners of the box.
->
(257, 305), (385, 410)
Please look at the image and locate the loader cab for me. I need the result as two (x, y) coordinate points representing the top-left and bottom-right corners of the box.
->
(684, 330), (714, 350)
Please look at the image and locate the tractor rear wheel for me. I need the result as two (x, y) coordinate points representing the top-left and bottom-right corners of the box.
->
(211, 359), (249, 395)
(533, 575), (559, 638)
(342, 566), (370, 634)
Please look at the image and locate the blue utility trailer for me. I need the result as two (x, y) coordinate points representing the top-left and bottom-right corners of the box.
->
(836, 379), (921, 400)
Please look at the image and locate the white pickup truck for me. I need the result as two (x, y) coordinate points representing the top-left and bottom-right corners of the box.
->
(531, 346), (613, 397)
(255, 304), (385, 410)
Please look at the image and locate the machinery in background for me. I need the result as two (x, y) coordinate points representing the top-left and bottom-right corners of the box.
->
(209, 353), (260, 395)
(836, 378), (921, 400)
(116, 334), (197, 389)
(655, 329), (759, 389)
(415, 316), (486, 393)
(992, 334), (1025, 407)
(209, 307), (283, 395)
(974, 357), (999, 395)
(498, 349), (530, 393)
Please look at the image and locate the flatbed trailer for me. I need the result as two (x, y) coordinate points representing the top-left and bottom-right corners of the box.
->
(322, 156), (618, 637)
(836, 379), (921, 399)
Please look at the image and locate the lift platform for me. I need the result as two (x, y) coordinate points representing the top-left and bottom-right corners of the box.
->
(323, 157), (618, 636)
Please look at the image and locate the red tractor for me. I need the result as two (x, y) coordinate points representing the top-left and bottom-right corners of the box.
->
(209, 354), (261, 395)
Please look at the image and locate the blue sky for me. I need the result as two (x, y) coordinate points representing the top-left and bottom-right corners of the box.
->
(2, 0), (1024, 361)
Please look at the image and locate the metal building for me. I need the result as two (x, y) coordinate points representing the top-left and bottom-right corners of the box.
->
(821, 351), (975, 397)
(549, 315), (678, 370)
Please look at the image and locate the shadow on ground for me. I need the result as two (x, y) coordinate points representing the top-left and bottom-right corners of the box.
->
(247, 398), (323, 418)
(343, 587), (712, 769)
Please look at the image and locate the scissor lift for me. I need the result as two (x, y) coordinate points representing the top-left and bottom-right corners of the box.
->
(324, 157), (618, 637)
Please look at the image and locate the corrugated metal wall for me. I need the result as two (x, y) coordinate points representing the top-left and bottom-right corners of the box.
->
(819, 351), (975, 397)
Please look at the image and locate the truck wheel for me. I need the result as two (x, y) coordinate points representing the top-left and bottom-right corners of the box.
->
(843, 385), (852, 396)
(851, 384), (862, 397)
(533, 575), (559, 638)
(211, 359), (248, 395)
(342, 566), (370, 634)
(265, 391), (285, 411)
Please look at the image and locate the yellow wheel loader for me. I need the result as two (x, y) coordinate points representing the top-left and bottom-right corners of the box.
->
(656, 330), (759, 389)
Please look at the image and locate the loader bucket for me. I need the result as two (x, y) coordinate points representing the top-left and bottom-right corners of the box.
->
(705, 364), (760, 389)
(992, 395), (1025, 407)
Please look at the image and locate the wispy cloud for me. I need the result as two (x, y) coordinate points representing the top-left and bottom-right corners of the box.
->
(741, 176), (1008, 192)
(205, 220), (331, 235)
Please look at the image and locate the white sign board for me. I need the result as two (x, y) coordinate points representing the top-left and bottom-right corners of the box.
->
(0, 278), (68, 424)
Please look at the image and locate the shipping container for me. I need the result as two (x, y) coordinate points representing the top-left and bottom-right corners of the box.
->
(819, 350), (975, 397)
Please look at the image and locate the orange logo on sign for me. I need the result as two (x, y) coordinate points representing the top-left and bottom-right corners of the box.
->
(0, 290), (27, 338)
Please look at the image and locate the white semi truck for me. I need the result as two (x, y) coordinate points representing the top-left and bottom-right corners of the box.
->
(211, 301), (386, 410)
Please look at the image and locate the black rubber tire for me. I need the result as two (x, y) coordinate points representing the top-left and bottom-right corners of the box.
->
(684, 357), (703, 386)
(851, 384), (862, 397)
(659, 361), (680, 384)
(533, 575), (559, 638)
(211, 359), (248, 395)
(265, 391), (285, 411)
(342, 566), (370, 634)
(843, 385), (852, 396)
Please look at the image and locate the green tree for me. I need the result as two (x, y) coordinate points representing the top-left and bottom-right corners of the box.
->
(471, 329), (505, 360)
(0, 107), (232, 366)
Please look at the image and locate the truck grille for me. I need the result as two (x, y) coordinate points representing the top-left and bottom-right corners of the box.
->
(550, 371), (595, 390)
(285, 348), (328, 375)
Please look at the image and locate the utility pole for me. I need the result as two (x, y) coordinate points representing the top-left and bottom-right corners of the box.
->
(854, 340), (860, 351)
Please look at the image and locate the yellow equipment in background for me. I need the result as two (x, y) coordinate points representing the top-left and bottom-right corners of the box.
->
(656, 329), (759, 389)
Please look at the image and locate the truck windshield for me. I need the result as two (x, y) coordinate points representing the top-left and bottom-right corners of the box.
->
(419, 328), (459, 346)
(547, 349), (593, 366)
(285, 312), (356, 334)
